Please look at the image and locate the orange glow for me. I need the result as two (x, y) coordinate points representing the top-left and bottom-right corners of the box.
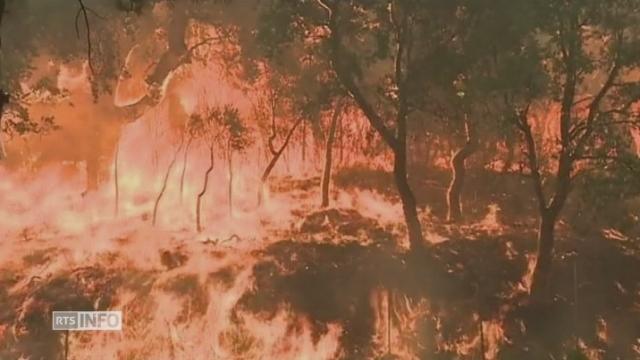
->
(2, 4), (639, 359)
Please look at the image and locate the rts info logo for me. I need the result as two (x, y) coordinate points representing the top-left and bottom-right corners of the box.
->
(52, 311), (122, 331)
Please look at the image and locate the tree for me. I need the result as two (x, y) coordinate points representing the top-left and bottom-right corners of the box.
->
(252, 73), (304, 206)
(188, 106), (219, 233)
(250, 0), (466, 251)
(446, 114), (478, 222)
(179, 136), (194, 203)
(219, 105), (253, 216)
(322, 0), (424, 250)
(0, 0), (7, 159)
(0, 0), (239, 193)
(320, 98), (346, 208)
(152, 138), (184, 226)
(0, 1), (140, 190)
(0, 0), (80, 161)
(419, 0), (534, 223)
(471, 0), (640, 301)
(189, 103), (251, 230)
(525, 0), (640, 301)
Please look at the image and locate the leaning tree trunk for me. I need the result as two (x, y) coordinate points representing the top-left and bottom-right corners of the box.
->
(152, 142), (183, 226)
(529, 210), (559, 301)
(179, 137), (193, 203)
(196, 145), (214, 233)
(320, 102), (344, 208)
(447, 121), (477, 222)
(258, 118), (303, 206)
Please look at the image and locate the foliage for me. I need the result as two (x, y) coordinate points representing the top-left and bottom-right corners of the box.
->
(188, 104), (253, 153)
(220, 105), (254, 152)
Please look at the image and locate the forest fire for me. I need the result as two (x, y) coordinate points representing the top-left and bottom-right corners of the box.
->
(1, 1), (640, 359)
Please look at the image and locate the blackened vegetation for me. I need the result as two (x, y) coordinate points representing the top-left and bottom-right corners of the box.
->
(234, 230), (640, 359)
(161, 273), (210, 322)
(299, 208), (395, 243)
(1, 218), (639, 359)
(235, 237), (509, 358)
(0, 266), (122, 359)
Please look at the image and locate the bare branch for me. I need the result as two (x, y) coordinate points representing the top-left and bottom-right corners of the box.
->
(571, 53), (622, 159)
(75, 0), (94, 74)
(180, 36), (223, 64)
(574, 154), (640, 177)
(322, 1), (399, 150)
(517, 105), (549, 213)
(268, 89), (279, 156)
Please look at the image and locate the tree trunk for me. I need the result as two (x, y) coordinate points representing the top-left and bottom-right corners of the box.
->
(227, 145), (233, 217)
(446, 147), (474, 222)
(338, 111), (344, 167)
(519, 105), (572, 304)
(0, 118), (5, 160)
(393, 147), (425, 251)
(0, 6), (7, 160)
(147, 7), (188, 86)
(326, 4), (424, 252)
(447, 121), (477, 222)
(258, 118), (303, 206)
(113, 142), (120, 217)
(179, 137), (192, 203)
(321, 101), (344, 208)
(0, 92), (6, 160)
(0, 0), (5, 27)
(152, 142), (183, 226)
(530, 154), (571, 302)
(529, 210), (558, 301)
(479, 320), (486, 360)
(302, 120), (307, 166)
(196, 145), (214, 233)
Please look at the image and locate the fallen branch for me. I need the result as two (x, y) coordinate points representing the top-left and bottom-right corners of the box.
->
(201, 234), (241, 245)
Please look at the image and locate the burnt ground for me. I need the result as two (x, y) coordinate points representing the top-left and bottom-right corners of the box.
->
(236, 229), (640, 359)
(1, 168), (639, 359)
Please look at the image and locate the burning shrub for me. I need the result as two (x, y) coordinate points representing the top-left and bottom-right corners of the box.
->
(299, 208), (394, 245)
(1, 266), (121, 359)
